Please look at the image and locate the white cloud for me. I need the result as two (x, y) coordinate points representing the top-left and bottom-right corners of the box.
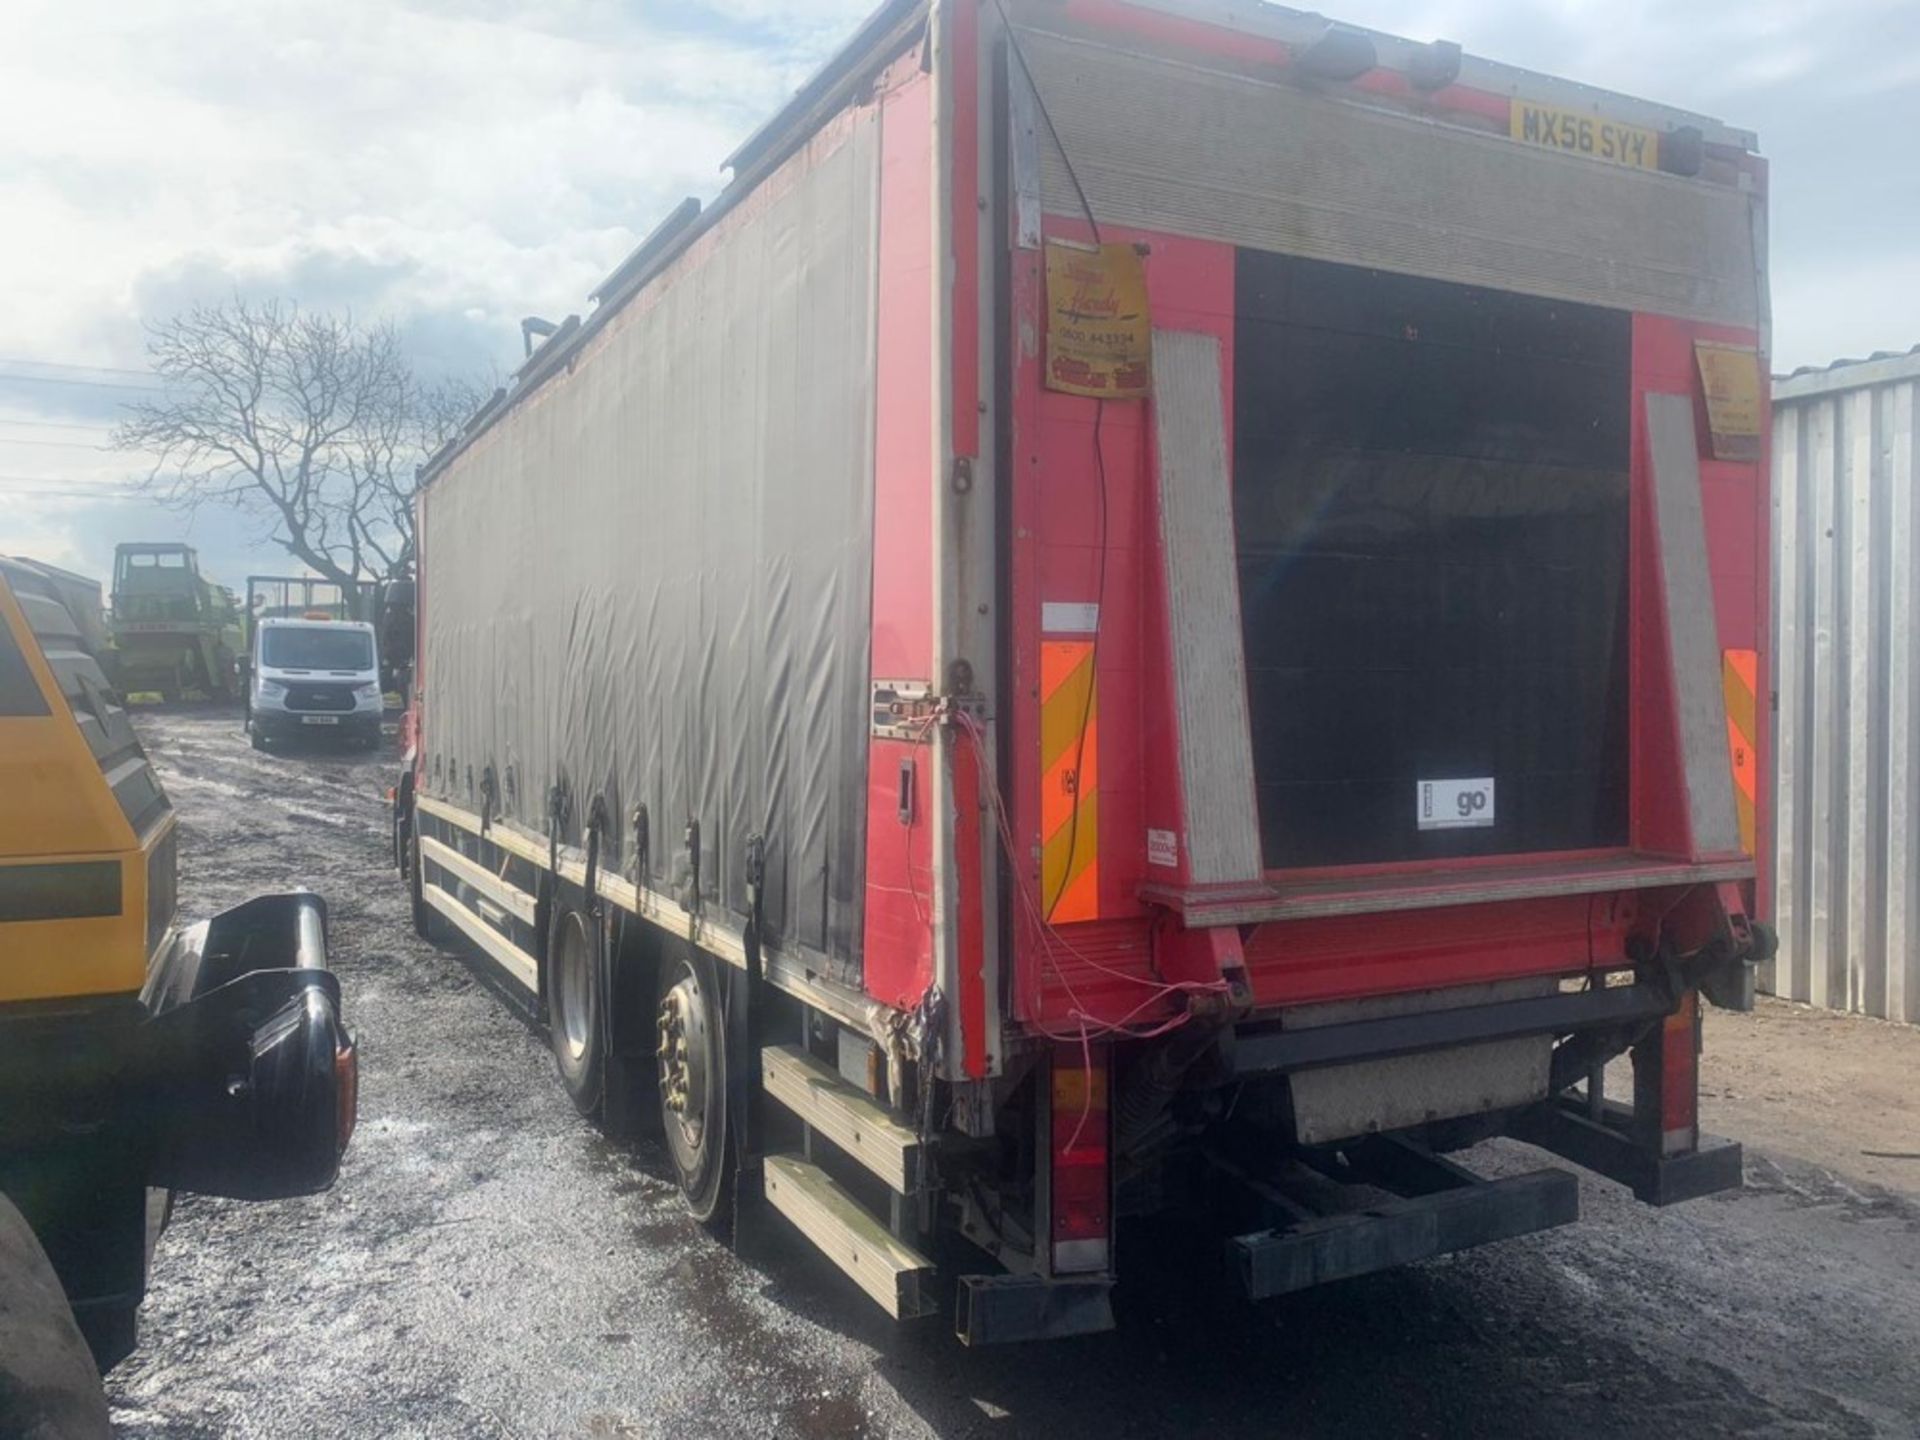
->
(0, 0), (869, 374)
(0, 0), (874, 580)
(2, 0), (1918, 582)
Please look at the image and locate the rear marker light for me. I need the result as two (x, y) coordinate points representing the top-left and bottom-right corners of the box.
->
(336, 1036), (359, 1152)
(1051, 1046), (1111, 1275)
(1657, 992), (1699, 1156)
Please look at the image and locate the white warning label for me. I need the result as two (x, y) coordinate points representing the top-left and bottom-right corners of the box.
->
(1418, 778), (1496, 831)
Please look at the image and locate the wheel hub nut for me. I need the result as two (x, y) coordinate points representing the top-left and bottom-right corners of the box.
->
(657, 996), (691, 1116)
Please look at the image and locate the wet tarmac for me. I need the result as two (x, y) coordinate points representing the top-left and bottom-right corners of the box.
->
(109, 712), (1920, 1439)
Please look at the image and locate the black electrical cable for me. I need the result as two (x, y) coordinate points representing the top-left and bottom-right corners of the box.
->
(994, 1), (1116, 924)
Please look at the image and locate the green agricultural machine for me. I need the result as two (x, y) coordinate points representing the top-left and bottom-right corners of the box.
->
(107, 544), (244, 703)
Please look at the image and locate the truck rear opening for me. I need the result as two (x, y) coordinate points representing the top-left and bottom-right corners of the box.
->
(1236, 255), (1632, 866)
(397, 0), (1774, 1343)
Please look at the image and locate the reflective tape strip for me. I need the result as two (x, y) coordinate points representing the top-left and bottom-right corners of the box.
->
(1723, 649), (1759, 855)
(1041, 639), (1099, 923)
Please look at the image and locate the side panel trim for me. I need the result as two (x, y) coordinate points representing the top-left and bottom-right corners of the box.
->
(414, 793), (893, 1037)
(1152, 329), (1264, 886)
(420, 836), (538, 927)
(1646, 392), (1745, 857)
(423, 882), (538, 992)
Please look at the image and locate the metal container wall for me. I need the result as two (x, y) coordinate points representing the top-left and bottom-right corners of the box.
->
(1771, 352), (1920, 1022)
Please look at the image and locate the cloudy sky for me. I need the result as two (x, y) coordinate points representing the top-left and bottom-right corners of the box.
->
(3, 0), (1916, 588)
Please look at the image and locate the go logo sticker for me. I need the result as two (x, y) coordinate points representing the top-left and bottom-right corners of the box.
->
(1418, 778), (1497, 832)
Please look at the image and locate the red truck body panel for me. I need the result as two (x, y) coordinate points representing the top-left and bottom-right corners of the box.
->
(864, 65), (939, 1012)
(975, 3), (1769, 1045)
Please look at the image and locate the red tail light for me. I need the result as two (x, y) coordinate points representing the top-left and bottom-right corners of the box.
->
(1050, 1044), (1111, 1274)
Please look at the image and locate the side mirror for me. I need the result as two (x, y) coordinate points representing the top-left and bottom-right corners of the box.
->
(145, 968), (357, 1201)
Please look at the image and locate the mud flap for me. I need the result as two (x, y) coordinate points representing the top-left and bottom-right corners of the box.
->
(723, 958), (761, 1240)
(955, 1273), (1115, 1346)
(600, 922), (659, 1143)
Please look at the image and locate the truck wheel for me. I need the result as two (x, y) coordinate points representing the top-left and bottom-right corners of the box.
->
(655, 940), (732, 1230)
(0, 1195), (112, 1438)
(399, 808), (439, 942)
(547, 898), (605, 1117)
(250, 724), (268, 752)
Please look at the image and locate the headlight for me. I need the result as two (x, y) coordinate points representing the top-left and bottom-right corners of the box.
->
(355, 683), (382, 702)
(258, 679), (287, 698)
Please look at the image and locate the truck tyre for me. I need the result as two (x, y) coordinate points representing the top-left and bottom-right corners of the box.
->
(547, 897), (605, 1118)
(399, 806), (439, 943)
(250, 723), (268, 752)
(655, 939), (732, 1231)
(0, 1194), (112, 1440)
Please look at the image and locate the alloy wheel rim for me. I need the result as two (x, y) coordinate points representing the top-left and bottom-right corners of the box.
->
(656, 973), (710, 1157)
(555, 914), (591, 1061)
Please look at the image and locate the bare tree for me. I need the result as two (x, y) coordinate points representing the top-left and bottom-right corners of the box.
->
(114, 298), (483, 587)
(338, 369), (487, 584)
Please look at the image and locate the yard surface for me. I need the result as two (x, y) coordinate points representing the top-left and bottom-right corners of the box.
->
(109, 712), (1920, 1439)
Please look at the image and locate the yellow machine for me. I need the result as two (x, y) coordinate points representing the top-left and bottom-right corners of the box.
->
(0, 557), (355, 1367)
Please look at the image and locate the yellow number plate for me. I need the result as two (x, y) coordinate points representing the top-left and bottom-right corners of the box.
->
(1511, 100), (1659, 171)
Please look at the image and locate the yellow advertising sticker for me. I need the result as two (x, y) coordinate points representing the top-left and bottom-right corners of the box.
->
(1695, 342), (1764, 463)
(1044, 241), (1152, 400)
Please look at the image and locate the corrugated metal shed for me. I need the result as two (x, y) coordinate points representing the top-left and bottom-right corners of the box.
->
(1771, 347), (1920, 1022)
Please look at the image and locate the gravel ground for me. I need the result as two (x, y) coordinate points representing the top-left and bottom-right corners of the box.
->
(107, 712), (1920, 1439)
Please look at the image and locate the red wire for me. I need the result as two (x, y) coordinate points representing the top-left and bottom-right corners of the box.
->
(952, 712), (1226, 1164)
(954, 711), (1226, 1047)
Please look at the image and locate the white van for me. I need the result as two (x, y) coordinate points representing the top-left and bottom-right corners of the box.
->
(247, 617), (383, 751)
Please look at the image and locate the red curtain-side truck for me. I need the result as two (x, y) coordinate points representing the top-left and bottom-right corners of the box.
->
(391, 0), (1775, 1343)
